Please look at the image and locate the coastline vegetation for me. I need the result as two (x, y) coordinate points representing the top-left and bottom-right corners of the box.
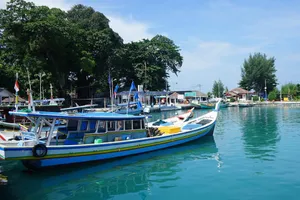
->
(0, 0), (183, 100)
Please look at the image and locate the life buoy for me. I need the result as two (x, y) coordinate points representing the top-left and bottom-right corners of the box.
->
(32, 144), (48, 157)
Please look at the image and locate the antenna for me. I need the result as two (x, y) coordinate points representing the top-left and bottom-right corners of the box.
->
(196, 84), (202, 92)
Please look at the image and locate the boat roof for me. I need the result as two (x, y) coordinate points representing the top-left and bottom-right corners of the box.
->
(9, 111), (145, 120)
(107, 102), (138, 107)
(60, 104), (98, 111)
(33, 98), (65, 103)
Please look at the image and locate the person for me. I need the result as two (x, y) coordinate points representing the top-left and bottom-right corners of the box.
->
(117, 121), (123, 130)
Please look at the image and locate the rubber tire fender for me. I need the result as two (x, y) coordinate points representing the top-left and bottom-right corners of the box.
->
(32, 144), (48, 157)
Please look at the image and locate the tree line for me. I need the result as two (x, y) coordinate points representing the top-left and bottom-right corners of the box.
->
(0, 0), (183, 100)
(210, 52), (299, 101)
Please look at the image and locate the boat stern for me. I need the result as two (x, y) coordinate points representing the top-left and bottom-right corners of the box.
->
(0, 141), (35, 160)
(0, 144), (6, 160)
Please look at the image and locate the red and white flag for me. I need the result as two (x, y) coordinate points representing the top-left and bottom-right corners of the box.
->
(14, 80), (19, 92)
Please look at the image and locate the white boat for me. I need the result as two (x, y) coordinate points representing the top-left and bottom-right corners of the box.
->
(147, 107), (194, 128)
(238, 102), (254, 107)
(0, 101), (220, 170)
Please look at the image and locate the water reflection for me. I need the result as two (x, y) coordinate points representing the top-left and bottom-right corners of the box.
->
(240, 107), (280, 161)
(0, 136), (218, 200)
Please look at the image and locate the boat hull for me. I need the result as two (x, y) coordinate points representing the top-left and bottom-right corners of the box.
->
(1, 122), (216, 169)
(116, 108), (143, 115)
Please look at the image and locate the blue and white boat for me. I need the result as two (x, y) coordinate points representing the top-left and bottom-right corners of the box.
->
(0, 100), (221, 169)
(113, 101), (143, 115)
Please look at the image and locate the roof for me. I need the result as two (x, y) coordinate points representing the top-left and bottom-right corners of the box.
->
(2, 96), (26, 103)
(169, 92), (180, 97)
(117, 91), (170, 96)
(226, 88), (250, 96)
(0, 88), (14, 97)
(184, 91), (208, 97)
(117, 90), (208, 97)
(9, 111), (145, 120)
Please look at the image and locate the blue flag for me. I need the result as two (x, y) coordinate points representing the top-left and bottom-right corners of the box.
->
(134, 92), (139, 100)
(114, 84), (119, 98)
(129, 81), (136, 92)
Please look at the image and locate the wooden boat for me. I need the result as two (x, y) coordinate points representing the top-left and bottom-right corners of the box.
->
(0, 101), (220, 169)
(200, 103), (215, 109)
(106, 101), (143, 115)
(0, 121), (20, 129)
(238, 102), (254, 107)
(60, 104), (98, 113)
(147, 107), (194, 127)
(159, 104), (181, 112)
(220, 102), (229, 108)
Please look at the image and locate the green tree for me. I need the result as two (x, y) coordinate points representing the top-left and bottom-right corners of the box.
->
(281, 83), (299, 100)
(239, 53), (277, 94)
(207, 92), (212, 98)
(268, 90), (277, 101)
(124, 35), (183, 91)
(225, 86), (229, 92)
(0, 0), (184, 100)
(0, 0), (84, 97)
(212, 79), (224, 97)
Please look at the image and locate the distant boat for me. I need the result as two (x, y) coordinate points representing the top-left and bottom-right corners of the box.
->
(60, 104), (98, 113)
(159, 104), (181, 111)
(238, 102), (254, 107)
(220, 102), (229, 108)
(113, 101), (143, 115)
(200, 103), (215, 109)
(191, 101), (229, 109)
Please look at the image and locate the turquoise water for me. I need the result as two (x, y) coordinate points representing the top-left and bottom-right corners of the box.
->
(1, 106), (300, 200)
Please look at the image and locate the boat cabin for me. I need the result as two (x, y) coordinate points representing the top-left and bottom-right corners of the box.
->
(58, 117), (146, 145)
(9, 111), (147, 146)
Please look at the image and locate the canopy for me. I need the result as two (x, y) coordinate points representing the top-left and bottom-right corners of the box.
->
(9, 111), (145, 120)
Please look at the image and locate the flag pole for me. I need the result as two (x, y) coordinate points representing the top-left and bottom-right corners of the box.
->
(26, 68), (35, 112)
(15, 73), (19, 112)
(111, 79), (114, 112)
(127, 90), (131, 115)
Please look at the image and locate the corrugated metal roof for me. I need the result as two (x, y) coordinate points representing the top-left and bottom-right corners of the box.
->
(117, 90), (207, 97)
(0, 88), (14, 97)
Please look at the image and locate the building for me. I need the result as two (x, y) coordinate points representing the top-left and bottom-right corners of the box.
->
(225, 87), (251, 101)
(116, 90), (208, 106)
(0, 88), (26, 105)
(182, 91), (208, 102)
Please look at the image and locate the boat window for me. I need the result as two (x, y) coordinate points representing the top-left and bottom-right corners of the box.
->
(107, 121), (116, 131)
(125, 120), (132, 130)
(133, 120), (141, 129)
(80, 121), (88, 131)
(117, 121), (124, 131)
(141, 120), (145, 129)
(67, 120), (78, 131)
(89, 120), (96, 130)
(97, 121), (106, 133)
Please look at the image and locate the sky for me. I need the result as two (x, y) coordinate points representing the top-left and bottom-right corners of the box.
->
(1, 0), (300, 92)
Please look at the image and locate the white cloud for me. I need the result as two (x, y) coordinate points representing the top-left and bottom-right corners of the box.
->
(108, 15), (153, 43)
(169, 40), (261, 92)
(29, 0), (73, 10)
(0, 0), (154, 43)
(0, 0), (73, 10)
(181, 40), (259, 71)
(0, 0), (7, 8)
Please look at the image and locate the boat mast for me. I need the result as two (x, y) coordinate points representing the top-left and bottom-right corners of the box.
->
(26, 68), (35, 112)
(15, 73), (19, 112)
(165, 79), (168, 106)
